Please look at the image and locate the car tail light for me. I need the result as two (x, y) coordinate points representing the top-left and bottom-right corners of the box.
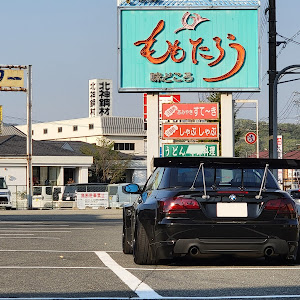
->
(264, 198), (296, 217)
(160, 197), (200, 214)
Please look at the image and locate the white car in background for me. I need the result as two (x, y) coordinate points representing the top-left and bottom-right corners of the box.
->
(108, 183), (140, 207)
(0, 177), (12, 209)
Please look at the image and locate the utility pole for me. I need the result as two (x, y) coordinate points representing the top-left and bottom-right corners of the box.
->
(268, 0), (277, 158)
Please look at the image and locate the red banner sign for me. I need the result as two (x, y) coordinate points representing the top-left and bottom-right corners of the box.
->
(162, 123), (219, 140)
(162, 103), (219, 120)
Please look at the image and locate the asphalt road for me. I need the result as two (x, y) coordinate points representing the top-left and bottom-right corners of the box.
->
(0, 209), (299, 300)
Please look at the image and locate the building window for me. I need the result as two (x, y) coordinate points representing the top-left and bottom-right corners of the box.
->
(114, 143), (135, 151)
(73, 125), (78, 131)
(43, 129), (48, 134)
(89, 123), (94, 130)
(58, 127), (62, 133)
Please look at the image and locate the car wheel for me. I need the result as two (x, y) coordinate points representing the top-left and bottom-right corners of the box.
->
(133, 220), (157, 265)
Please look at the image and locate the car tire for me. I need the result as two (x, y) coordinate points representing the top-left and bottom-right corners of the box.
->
(133, 221), (157, 265)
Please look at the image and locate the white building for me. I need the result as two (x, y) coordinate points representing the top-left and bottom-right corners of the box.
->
(17, 116), (148, 184)
(17, 116), (146, 156)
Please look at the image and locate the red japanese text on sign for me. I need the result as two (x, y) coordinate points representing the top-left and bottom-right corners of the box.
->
(163, 123), (219, 140)
(162, 103), (219, 120)
(134, 16), (246, 83)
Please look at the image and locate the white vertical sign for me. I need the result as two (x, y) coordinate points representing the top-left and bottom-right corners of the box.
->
(277, 135), (283, 184)
(89, 79), (112, 117)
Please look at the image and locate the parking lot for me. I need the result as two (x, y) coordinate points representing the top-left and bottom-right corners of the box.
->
(0, 209), (300, 300)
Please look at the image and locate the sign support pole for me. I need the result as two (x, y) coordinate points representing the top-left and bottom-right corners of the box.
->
(147, 92), (159, 177)
(221, 93), (234, 157)
(26, 65), (33, 209)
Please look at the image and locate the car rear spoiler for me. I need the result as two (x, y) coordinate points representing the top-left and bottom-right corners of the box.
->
(153, 157), (300, 169)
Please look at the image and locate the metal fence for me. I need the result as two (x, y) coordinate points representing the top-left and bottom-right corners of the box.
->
(6, 185), (74, 210)
(6, 184), (133, 210)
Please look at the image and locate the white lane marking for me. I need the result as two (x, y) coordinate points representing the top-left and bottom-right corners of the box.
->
(0, 234), (34, 236)
(17, 225), (69, 227)
(0, 266), (109, 269)
(0, 237), (60, 240)
(0, 231), (71, 233)
(95, 251), (162, 299)
(0, 227), (94, 230)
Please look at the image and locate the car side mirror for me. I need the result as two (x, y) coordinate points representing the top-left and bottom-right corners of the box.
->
(123, 184), (140, 194)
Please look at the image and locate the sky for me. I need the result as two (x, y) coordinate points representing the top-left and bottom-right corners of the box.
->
(0, 0), (300, 126)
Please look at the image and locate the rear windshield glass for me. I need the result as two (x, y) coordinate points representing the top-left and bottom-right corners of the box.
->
(0, 178), (7, 189)
(158, 167), (278, 189)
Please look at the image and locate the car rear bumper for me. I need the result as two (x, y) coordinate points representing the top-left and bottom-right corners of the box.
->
(155, 237), (298, 260)
(152, 222), (299, 260)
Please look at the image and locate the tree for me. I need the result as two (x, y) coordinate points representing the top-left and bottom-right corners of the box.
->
(80, 139), (131, 183)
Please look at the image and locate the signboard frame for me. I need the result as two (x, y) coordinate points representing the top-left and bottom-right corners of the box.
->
(118, 5), (261, 92)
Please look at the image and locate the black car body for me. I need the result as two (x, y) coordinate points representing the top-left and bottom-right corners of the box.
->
(122, 157), (300, 265)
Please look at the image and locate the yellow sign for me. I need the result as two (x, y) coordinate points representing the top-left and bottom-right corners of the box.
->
(0, 69), (24, 88)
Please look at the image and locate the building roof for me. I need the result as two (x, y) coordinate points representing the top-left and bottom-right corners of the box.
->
(99, 116), (146, 136)
(1, 124), (26, 137)
(249, 150), (300, 160)
(0, 135), (92, 157)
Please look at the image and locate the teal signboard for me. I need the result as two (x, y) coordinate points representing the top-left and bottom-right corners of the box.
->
(119, 8), (259, 92)
(163, 143), (219, 157)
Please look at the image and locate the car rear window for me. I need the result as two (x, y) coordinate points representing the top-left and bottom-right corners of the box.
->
(158, 167), (278, 189)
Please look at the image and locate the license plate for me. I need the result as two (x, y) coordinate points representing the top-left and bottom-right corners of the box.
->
(217, 203), (248, 217)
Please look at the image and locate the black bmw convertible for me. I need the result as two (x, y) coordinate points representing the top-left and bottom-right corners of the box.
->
(122, 157), (300, 265)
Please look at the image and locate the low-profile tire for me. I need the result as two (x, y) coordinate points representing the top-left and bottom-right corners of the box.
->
(122, 224), (133, 254)
(133, 221), (158, 265)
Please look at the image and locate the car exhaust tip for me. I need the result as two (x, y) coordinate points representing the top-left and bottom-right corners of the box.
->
(189, 246), (200, 257)
(264, 246), (275, 257)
